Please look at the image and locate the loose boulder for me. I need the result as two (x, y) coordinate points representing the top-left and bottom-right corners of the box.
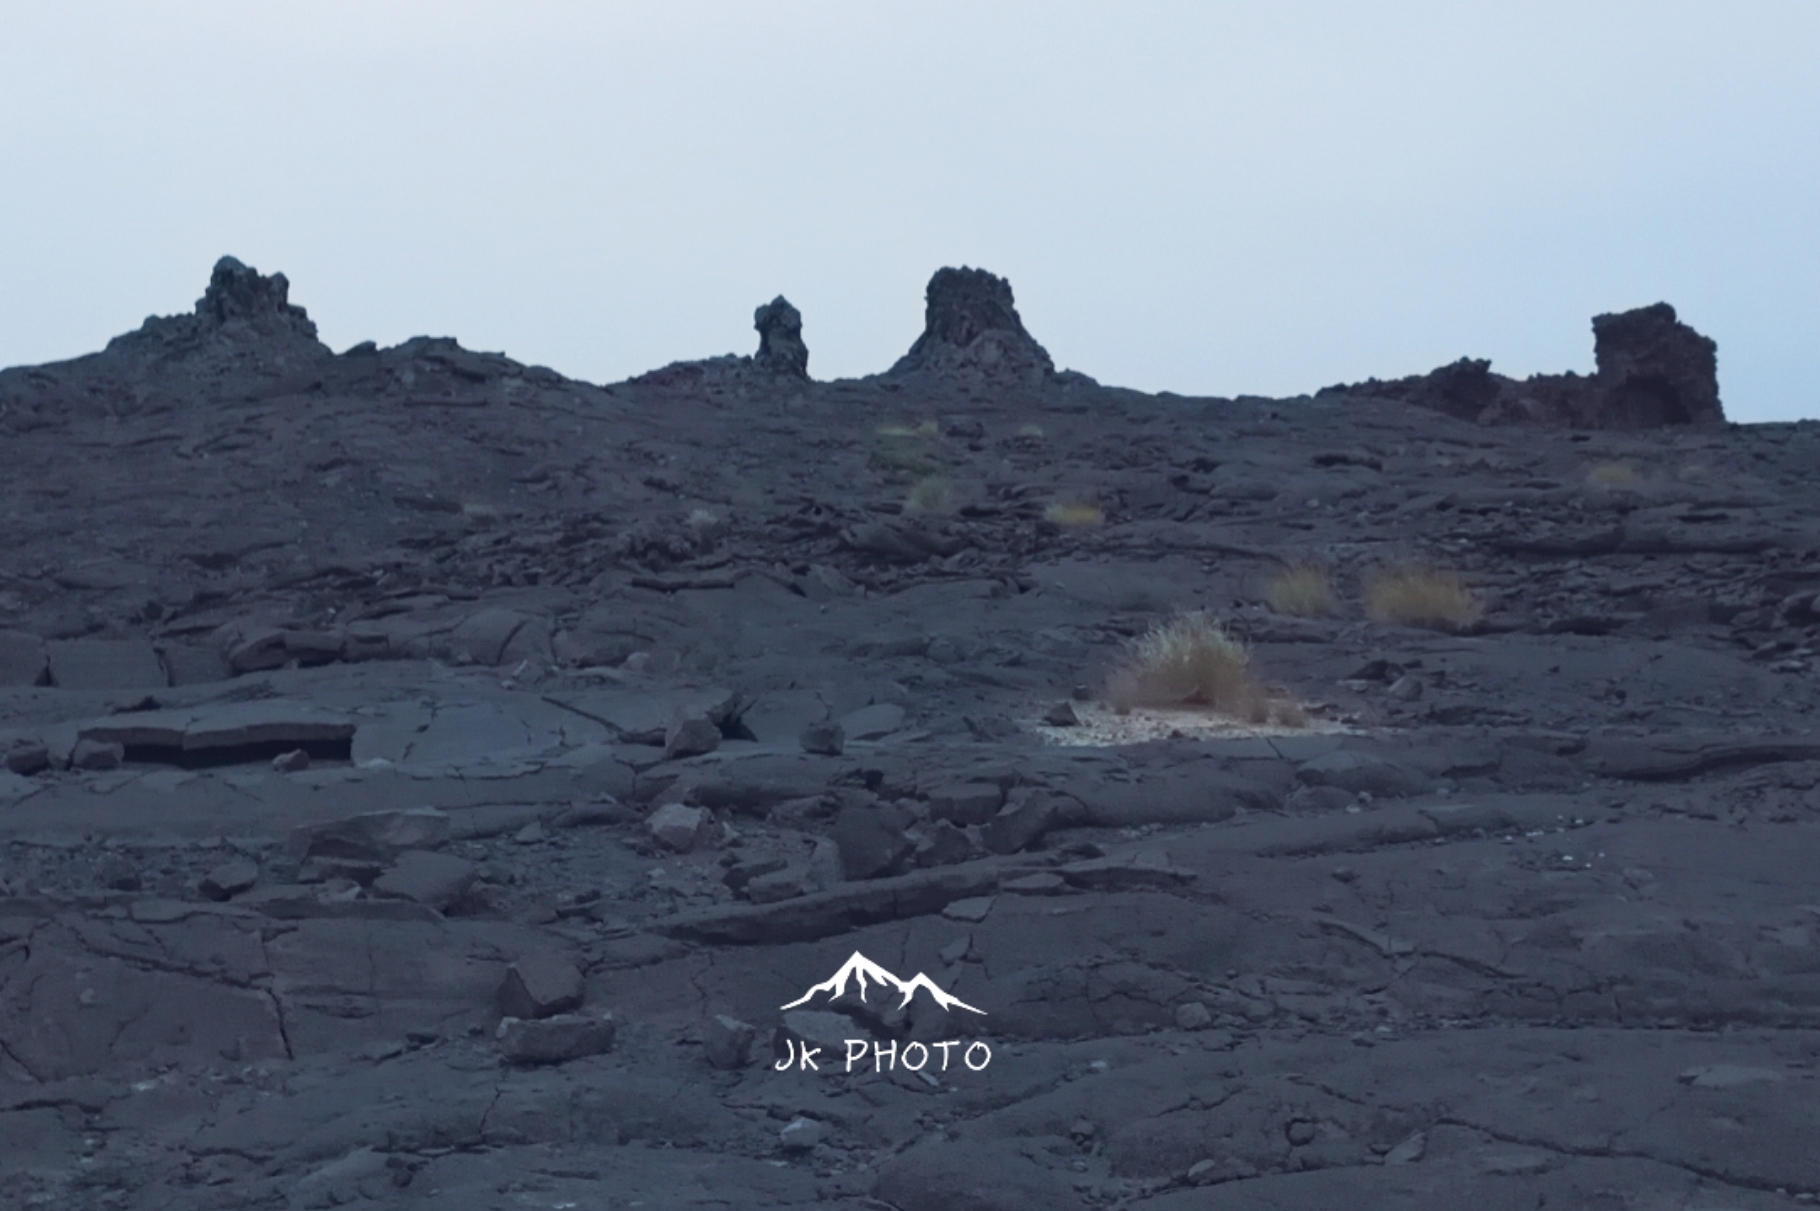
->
(496, 1013), (616, 1065)
(498, 954), (585, 1021)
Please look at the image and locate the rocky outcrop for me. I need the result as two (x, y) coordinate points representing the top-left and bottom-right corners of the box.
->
(104, 255), (332, 366)
(628, 294), (811, 390)
(1588, 301), (1722, 426)
(887, 266), (1055, 385)
(1321, 302), (1724, 430)
(0, 256), (335, 424)
(752, 296), (808, 378)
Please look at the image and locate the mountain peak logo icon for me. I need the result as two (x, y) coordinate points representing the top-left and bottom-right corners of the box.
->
(781, 950), (986, 1016)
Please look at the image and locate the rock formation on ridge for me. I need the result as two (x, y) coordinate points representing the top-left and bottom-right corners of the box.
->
(0, 254), (1814, 1210)
(752, 296), (808, 379)
(1321, 301), (1724, 430)
(886, 266), (1056, 385)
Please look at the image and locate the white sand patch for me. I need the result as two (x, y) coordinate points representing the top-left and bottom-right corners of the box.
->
(1025, 701), (1359, 747)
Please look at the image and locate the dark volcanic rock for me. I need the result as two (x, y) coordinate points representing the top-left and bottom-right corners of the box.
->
(1322, 301), (1723, 429)
(630, 293), (811, 388)
(102, 255), (333, 375)
(498, 953), (585, 1020)
(1588, 300), (1723, 426)
(496, 1012), (616, 1065)
(752, 296), (808, 378)
(6, 252), (1820, 1211)
(887, 266), (1055, 384)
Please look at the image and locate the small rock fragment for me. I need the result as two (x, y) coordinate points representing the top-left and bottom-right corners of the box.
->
(290, 807), (452, 863)
(513, 820), (546, 844)
(496, 1013), (615, 1065)
(72, 738), (125, 771)
(271, 748), (310, 772)
(925, 781), (1005, 826)
(1285, 1118), (1318, 1146)
(647, 802), (716, 853)
(981, 789), (1060, 855)
(914, 819), (976, 868)
(744, 864), (818, 903)
(1386, 675), (1424, 702)
(941, 895), (994, 923)
(723, 854), (789, 896)
(4, 741), (49, 776)
(1383, 1131), (1426, 1164)
(93, 852), (141, 892)
(798, 720), (845, 756)
(832, 801), (914, 880)
(200, 858), (260, 901)
(1175, 1001), (1214, 1031)
(704, 1014), (757, 1069)
(498, 953), (585, 1021)
(1285, 784), (1358, 813)
(1042, 701), (1079, 726)
(1187, 1156), (1258, 1184)
(371, 850), (476, 911)
(778, 1116), (827, 1152)
(664, 714), (722, 760)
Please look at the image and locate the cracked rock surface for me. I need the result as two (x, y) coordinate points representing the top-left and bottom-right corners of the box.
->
(3, 259), (1820, 1209)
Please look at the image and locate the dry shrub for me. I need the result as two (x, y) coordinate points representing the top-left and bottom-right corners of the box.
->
(871, 420), (942, 479)
(1363, 565), (1482, 630)
(1585, 461), (1640, 488)
(1045, 500), (1104, 527)
(1107, 611), (1309, 726)
(1264, 562), (1338, 617)
(905, 475), (953, 514)
(1109, 611), (1255, 713)
(878, 420), (939, 439)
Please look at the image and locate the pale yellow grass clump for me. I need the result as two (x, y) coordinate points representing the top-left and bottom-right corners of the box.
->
(1363, 565), (1482, 630)
(1045, 500), (1104, 527)
(1264, 563), (1338, 617)
(1585, 461), (1641, 488)
(871, 420), (942, 479)
(904, 475), (953, 514)
(1106, 610), (1305, 725)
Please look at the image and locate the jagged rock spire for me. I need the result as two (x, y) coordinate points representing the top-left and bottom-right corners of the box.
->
(753, 296), (808, 378)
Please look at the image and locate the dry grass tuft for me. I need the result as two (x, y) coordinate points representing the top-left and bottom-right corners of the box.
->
(904, 475), (953, 514)
(1363, 565), (1482, 630)
(1108, 611), (1255, 713)
(1104, 610), (1305, 728)
(1585, 461), (1641, 488)
(1045, 500), (1104, 527)
(1264, 562), (1338, 617)
(877, 420), (939, 440)
(871, 420), (942, 479)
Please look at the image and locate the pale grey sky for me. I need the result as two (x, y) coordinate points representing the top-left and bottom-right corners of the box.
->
(3, 2), (1816, 420)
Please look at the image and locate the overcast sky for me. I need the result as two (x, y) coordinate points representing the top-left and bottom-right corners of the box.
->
(3, 3), (1816, 421)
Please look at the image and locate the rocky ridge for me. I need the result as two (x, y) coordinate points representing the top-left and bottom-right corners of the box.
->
(0, 258), (1815, 1211)
(1321, 300), (1725, 430)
